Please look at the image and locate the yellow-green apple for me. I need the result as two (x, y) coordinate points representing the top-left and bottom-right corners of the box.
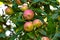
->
(33, 19), (43, 28)
(24, 22), (33, 32)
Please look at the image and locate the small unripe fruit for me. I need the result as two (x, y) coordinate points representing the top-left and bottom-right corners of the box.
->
(0, 28), (4, 33)
(24, 22), (33, 32)
(23, 9), (34, 20)
(5, 7), (14, 15)
(20, 5), (28, 11)
(33, 19), (43, 28)
(16, 0), (22, 5)
(41, 37), (50, 40)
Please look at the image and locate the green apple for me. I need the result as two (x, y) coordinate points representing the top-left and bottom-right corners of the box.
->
(5, 7), (14, 15)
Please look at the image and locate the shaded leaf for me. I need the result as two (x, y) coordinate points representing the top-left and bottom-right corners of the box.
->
(0, 33), (5, 38)
(27, 32), (35, 39)
(39, 29), (47, 36)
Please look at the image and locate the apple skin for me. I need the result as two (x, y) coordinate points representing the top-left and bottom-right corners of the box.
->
(5, 7), (14, 15)
(33, 19), (43, 28)
(16, 0), (22, 5)
(41, 37), (50, 40)
(24, 22), (33, 32)
(20, 5), (28, 11)
(23, 9), (34, 20)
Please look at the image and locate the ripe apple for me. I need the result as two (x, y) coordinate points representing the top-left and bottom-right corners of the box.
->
(24, 22), (33, 32)
(5, 7), (14, 15)
(41, 37), (50, 40)
(23, 9), (34, 20)
(33, 19), (43, 28)
(20, 5), (28, 11)
(15, 0), (22, 5)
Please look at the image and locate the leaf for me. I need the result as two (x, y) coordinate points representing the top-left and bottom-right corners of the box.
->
(32, 0), (40, 3)
(55, 33), (60, 38)
(47, 16), (56, 35)
(22, 33), (30, 40)
(32, 0), (44, 3)
(52, 32), (60, 40)
(41, 12), (47, 16)
(0, 16), (4, 22)
(27, 32), (35, 39)
(21, 0), (27, 3)
(10, 12), (25, 24)
(38, 29), (47, 36)
(0, 33), (5, 38)
(15, 25), (23, 35)
(37, 36), (41, 40)
(9, 35), (16, 40)
(52, 13), (58, 19)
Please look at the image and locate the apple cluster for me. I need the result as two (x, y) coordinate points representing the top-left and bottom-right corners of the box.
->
(5, 4), (43, 32)
(23, 9), (43, 32)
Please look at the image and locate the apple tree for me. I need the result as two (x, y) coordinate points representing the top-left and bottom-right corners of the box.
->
(0, 0), (60, 40)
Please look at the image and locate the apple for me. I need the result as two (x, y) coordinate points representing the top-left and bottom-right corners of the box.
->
(0, 28), (4, 33)
(5, 7), (14, 15)
(33, 19), (43, 28)
(41, 37), (50, 40)
(23, 9), (34, 20)
(15, 0), (22, 5)
(24, 22), (33, 32)
(20, 5), (28, 11)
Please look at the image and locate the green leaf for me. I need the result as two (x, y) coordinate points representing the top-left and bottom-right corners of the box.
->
(0, 33), (5, 38)
(52, 13), (58, 19)
(32, 0), (40, 3)
(21, 0), (27, 3)
(55, 32), (60, 38)
(52, 32), (60, 40)
(47, 16), (56, 35)
(39, 29), (47, 36)
(0, 25), (2, 28)
(32, 0), (44, 3)
(0, 16), (4, 22)
(9, 35), (16, 40)
(10, 12), (25, 24)
(22, 33), (30, 40)
(37, 36), (41, 40)
(41, 12), (47, 16)
(27, 32), (35, 39)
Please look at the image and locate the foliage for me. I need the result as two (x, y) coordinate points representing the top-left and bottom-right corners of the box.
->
(0, 0), (60, 40)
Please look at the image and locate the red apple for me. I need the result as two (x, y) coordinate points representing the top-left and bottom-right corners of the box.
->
(24, 22), (33, 32)
(23, 9), (34, 20)
(16, 0), (22, 5)
(33, 19), (43, 28)
(41, 37), (50, 40)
